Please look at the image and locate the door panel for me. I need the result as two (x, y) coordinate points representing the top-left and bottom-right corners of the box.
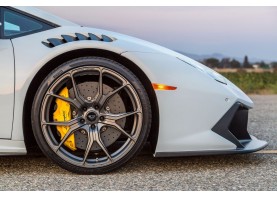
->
(0, 40), (14, 139)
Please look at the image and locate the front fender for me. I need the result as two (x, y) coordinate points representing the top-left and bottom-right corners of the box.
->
(121, 51), (252, 153)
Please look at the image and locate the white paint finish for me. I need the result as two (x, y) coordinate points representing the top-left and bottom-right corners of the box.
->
(122, 52), (254, 152)
(0, 40), (14, 139)
(0, 139), (26, 155)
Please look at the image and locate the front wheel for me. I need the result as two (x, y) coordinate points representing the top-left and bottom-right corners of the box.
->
(31, 57), (152, 174)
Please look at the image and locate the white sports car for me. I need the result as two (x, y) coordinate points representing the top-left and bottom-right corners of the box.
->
(0, 6), (267, 174)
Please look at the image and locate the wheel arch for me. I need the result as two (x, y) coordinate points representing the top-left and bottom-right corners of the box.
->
(23, 48), (159, 154)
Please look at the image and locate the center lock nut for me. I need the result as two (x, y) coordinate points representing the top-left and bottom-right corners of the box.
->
(87, 112), (97, 122)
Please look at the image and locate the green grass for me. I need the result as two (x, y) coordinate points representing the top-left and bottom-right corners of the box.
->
(221, 72), (277, 94)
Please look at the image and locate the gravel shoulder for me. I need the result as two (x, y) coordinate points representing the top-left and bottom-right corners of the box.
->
(249, 95), (277, 150)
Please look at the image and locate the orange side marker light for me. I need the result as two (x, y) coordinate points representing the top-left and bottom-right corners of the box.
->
(152, 83), (177, 90)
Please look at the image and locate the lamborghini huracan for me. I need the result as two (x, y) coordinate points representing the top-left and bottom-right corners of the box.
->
(0, 6), (267, 174)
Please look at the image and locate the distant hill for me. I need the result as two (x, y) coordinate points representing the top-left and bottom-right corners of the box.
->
(175, 51), (273, 64)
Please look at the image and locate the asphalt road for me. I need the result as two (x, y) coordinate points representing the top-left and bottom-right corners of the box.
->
(0, 95), (276, 191)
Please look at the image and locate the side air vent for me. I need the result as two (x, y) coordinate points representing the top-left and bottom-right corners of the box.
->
(42, 33), (115, 48)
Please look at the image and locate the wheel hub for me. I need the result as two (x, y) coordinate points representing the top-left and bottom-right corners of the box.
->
(84, 109), (99, 124)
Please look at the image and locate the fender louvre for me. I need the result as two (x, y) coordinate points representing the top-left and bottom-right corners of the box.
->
(42, 33), (115, 48)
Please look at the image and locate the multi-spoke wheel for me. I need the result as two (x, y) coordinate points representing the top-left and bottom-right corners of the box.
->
(31, 57), (151, 174)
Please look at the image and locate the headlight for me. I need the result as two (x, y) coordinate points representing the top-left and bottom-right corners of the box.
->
(177, 57), (227, 85)
(206, 69), (227, 85)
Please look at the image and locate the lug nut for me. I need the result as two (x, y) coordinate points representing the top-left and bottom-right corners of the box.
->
(99, 116), (105, 121)
(87, 97), (92, 101)
(80, 119), (85, 124)
(105, 106), (110, 111)
(81, 130), (86, 135)
(72, 111), (77, 116)
(94, 105), (99, 110)
(101, 127), (107, 132)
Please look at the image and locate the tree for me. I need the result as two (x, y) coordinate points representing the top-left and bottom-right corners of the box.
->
(243, 55), (252, 68)
(272, 62), (277, 73)
(230, 59), (241, 68)
(260, 61), (270, 69)
(270, 62), (277, 69)
(204, 58), (220, 68)
(220, 58), (231, 68)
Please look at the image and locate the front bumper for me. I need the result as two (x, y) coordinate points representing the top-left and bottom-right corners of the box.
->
(155, 136), (268, 157)
(155, 102), (268, 157)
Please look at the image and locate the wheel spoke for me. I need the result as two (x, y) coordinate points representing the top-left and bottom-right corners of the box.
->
(102, 121), (135, 142)
(83, 125), (113, 165)
(93, 126), (113, 162)
(98, 83), (128, 107)
(47, 92), (81, 109)
(93, 68), (103, 103)
(104, 109), (141, 121)
(83, 126), (94, 165)
(54, 123), (84, 152)
(42, 117), (80, 126)
(70, 72), (85, 105)
(113, 123), (135, 141)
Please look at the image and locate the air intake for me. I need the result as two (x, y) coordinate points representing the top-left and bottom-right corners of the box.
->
(212, 102), (252, 149)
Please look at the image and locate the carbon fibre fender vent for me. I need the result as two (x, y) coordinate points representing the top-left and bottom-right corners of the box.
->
(42, 33), (115, 48)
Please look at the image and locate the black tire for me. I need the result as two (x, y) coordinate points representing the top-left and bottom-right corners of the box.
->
(31, 56), (152, 174)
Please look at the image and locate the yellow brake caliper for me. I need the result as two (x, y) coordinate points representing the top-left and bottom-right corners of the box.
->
(53, 87), (77, 151)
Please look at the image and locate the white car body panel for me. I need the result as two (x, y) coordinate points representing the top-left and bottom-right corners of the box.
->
(0, 40), (14, 139)
(0, 7), (267, 156)
(0, 139), (26, 155)
(122, 52), (241, 153)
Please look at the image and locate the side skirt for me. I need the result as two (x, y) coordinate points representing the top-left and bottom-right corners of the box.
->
(0, 139), (27, 155)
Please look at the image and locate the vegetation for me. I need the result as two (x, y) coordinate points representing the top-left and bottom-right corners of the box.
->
(221, 72), (277, 94)
(203, 55), (275, 69)
(200, 54), (277, 94)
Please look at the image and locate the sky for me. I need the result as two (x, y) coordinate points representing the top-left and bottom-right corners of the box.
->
(39, 7), (277, 62)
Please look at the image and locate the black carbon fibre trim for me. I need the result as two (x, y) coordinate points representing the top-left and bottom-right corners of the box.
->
(75, 33), (88, 40)
(88, 33), (101, 41)
(47, 38), (64, 47)
(102, 35), (113, 42)
(212, 102), (245, 148)
(61, 35), (76, 42)
(42, 33), (115, 48)
(229, 108), (251, 140)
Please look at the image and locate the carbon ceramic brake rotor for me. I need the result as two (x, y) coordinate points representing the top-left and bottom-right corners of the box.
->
(69, 81), (126, 151)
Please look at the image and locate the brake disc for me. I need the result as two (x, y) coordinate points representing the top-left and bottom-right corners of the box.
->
(71, 81), (126, 151)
